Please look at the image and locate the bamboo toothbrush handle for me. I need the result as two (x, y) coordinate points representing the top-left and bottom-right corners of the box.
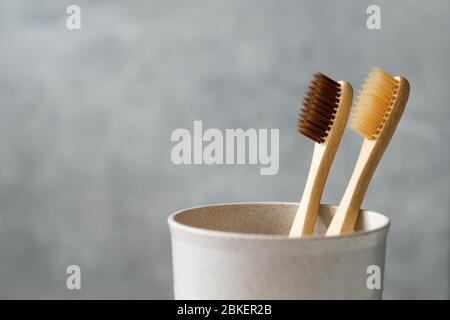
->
(326, 139), (378, 235)
(289, 143), (328, 236)
(326, 77), (410, 236)
(289, 81), (353, 237)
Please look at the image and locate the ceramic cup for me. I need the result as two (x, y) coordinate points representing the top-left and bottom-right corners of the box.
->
(168, 203), (389, 299)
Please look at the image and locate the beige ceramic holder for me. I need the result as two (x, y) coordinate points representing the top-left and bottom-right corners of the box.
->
(168, 202), (389, 299)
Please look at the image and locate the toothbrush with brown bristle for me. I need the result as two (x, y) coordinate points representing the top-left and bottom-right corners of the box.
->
(326, 67), (410, 236)
(289, 73), (353, 238)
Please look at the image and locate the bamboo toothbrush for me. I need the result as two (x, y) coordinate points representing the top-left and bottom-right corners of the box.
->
(289, 73), (353, 237)
(326, 67), (410, 236)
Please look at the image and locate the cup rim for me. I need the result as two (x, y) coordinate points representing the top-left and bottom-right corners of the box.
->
(168, 202), (390, 241)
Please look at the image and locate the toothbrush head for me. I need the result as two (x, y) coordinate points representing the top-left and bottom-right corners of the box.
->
(298, 73), (341, 143)
(351, 67), (399, 140)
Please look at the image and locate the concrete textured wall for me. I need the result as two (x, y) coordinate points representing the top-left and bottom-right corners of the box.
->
(0, 0), (448, 299)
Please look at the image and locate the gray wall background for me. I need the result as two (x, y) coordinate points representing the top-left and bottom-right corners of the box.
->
(0, 0), (448, 299)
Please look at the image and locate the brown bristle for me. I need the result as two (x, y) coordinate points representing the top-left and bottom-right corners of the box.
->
(298, 73), (341, 143)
